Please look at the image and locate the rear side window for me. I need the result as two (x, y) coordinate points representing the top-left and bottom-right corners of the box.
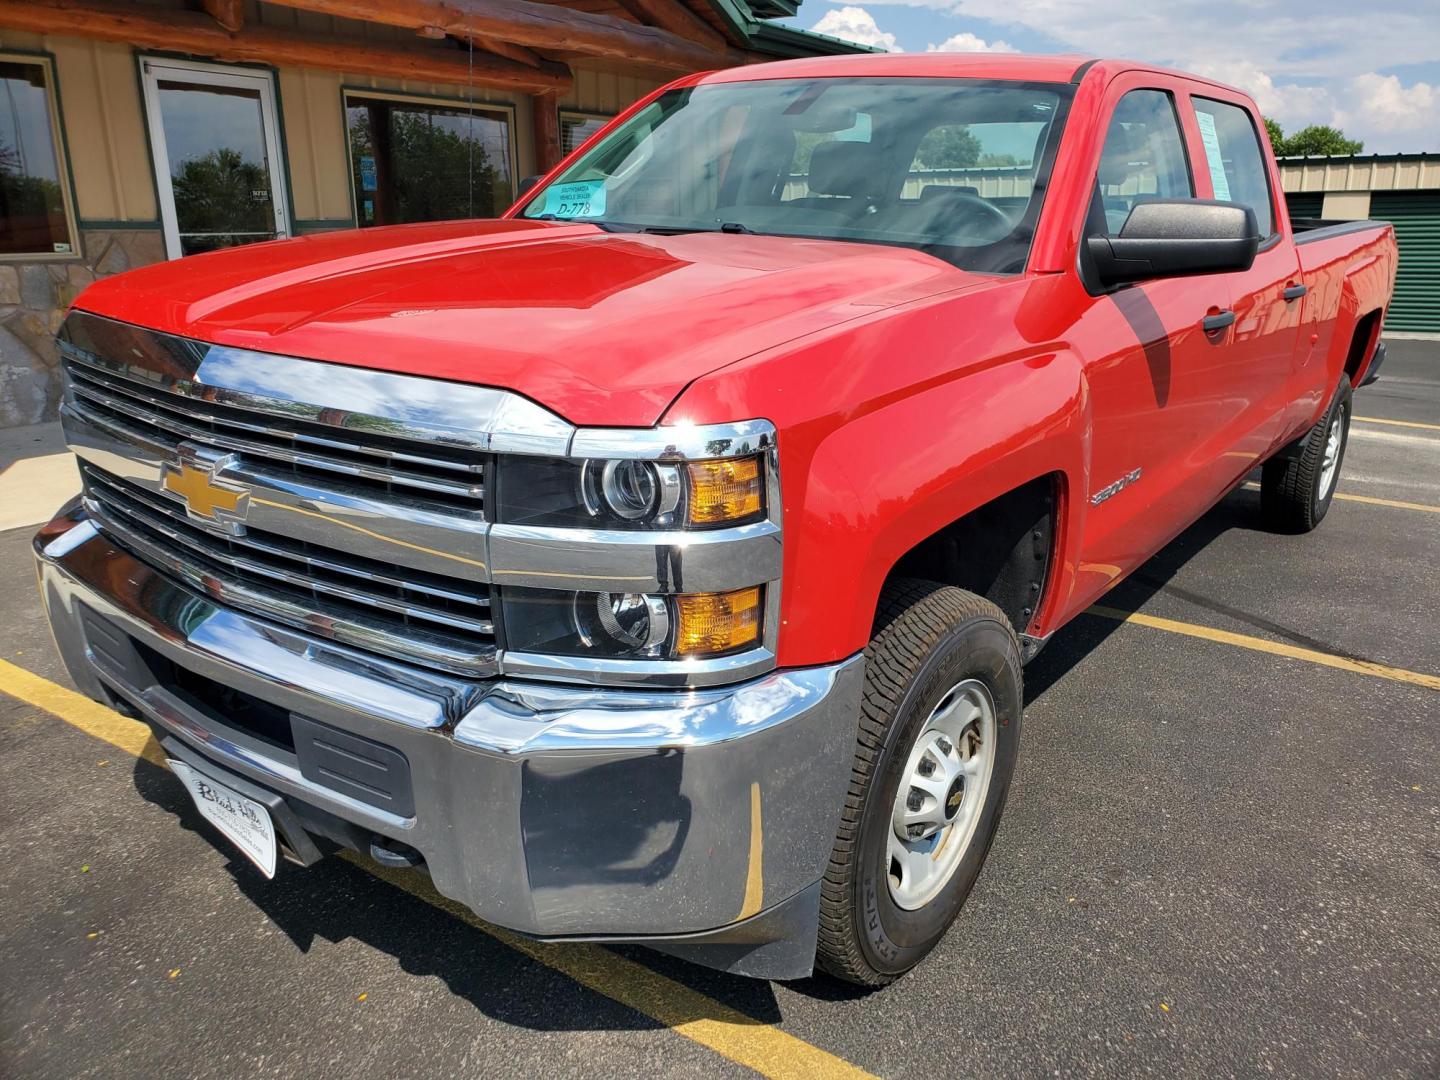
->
(1191, 98), (1274, 236)
(1092, 89), (1193, 235)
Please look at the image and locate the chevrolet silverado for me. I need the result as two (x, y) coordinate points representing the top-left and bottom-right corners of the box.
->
(35, 53), (1396, 985)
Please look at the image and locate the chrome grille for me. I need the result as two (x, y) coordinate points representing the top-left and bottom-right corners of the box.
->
(79, 463), (496, 677)
(62, 352), (487, 510)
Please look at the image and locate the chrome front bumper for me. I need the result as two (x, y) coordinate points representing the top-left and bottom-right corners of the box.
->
(35, 503), (863, 978)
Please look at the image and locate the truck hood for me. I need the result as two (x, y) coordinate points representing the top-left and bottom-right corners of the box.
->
(73, 219), (978, 427)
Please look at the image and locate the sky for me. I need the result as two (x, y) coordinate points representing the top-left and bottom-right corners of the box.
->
(781, 0), (1440, 154)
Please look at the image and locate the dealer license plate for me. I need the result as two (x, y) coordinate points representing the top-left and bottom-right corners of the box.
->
(167, 759), (277, 879)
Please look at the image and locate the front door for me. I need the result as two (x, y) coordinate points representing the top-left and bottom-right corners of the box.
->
(141, 58), (290, 259)
(1075, 85), (1242, 597)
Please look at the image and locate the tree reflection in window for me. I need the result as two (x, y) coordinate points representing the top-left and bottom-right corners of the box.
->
(347, 96), (514, 226)
(170, 148), (275, 255)
(0, 59), (74, 256)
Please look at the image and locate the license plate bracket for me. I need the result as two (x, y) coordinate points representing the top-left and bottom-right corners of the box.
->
(168, 758), (278, 878)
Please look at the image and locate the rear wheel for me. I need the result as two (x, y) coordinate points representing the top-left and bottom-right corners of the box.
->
(816, 579), (1023, 986)
(1261, 379), (1352, 533)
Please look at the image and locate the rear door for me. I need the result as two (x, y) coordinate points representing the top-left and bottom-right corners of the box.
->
(1181, 91), (1301, 468)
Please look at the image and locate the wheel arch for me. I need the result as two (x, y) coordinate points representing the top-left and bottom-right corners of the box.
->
(881, 473), (1066, 660)
(794, 350), (1089, 665)
(1343, 308), (1384, 387)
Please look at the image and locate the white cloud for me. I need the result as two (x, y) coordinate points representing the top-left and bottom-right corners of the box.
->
(826, 0), (1440, 150)
(925, 31), (1016, 53)
(889, 0), (1440, 77)
(1187, 60), (1438, 152)
(1187, 59), (1335, 130)
(1339, 73), (1438, 135)
(811, 6), (903, 51)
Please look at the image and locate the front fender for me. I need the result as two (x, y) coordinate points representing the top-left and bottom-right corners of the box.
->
(799, 350), (1088, 659)
(666, 278), (1090, 669)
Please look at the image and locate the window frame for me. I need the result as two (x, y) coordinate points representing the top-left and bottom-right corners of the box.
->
(341, 87), (519, 227)
(0, 50), (81, 263)
(1086, 86), (1196, 240)
(559, 109), (613, 160)
(1187, 93), (1280, 242)
(139, 55), (293, 260)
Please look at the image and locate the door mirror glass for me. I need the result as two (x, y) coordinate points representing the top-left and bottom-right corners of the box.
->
(1086, 199), (1260, 286)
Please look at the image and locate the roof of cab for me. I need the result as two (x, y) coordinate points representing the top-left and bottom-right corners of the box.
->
(696, 52), (1097, 85)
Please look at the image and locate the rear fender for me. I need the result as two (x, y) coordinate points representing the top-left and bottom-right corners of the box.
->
(1325, 251), (1391, 387)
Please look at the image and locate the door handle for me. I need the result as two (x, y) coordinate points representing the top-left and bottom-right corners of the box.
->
(1283, 283), (1308, 301)
(1202, 309), (1236, 333)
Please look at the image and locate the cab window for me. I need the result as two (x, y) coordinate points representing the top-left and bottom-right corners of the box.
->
(1191, 97), (1274, 236)
(1091, 89), (1193, 236)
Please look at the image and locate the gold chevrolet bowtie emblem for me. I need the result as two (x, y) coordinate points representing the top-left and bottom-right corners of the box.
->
(161, 454), (250, 531)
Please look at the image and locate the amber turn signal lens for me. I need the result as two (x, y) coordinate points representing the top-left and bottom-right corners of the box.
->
(686, 457), (763, 526)
(674, 587), (762, 655)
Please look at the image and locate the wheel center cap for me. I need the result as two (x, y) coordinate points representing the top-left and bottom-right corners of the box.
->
(944, 775), (965, 820)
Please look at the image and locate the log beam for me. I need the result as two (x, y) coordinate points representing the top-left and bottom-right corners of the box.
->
(613, 0), (727, 52)
(266, 0), (744, 72)
(0, 0), (572, 95)
(532, 92), (562, 175)
(467, 33), (544, 68)
(200, 0), (244, 33)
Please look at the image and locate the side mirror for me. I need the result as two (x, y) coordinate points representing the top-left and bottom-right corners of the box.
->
(517, 175), (544, 198)
(1086, 200), (1260, 287)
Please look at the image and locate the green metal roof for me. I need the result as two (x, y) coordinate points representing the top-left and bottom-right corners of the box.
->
(747, 20), (884, 57)
(700, 0), (880, 58)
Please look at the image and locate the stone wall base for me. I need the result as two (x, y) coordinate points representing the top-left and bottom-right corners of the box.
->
(0, 228), (166, 428)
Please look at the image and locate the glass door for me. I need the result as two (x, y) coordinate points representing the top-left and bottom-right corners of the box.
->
(141, 58), (290, 258)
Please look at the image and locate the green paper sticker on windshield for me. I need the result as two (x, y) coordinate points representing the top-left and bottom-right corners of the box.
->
(543, 180), (607, 218)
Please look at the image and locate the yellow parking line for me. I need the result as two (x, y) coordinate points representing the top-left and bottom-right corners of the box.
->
(1332, 492), (1440, 514)
(350, 853), (872, 1080)
(0, 658), (874, 1080)
(1087, 607), (1440, 691)
(1355, 416), (1440, 432)
(0, 658), (167, 766)
(1239, 481), (1439, 514)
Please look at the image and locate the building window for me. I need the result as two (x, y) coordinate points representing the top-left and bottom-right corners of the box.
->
(0, 54), (77, 258)
(560, 111), (610, 157)
(140, 58), (291, 259)
(345, 92), (515, 226)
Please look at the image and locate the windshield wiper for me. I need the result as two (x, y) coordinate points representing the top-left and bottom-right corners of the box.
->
(529, 214), (632, 233)
(640, 222), (754, 236)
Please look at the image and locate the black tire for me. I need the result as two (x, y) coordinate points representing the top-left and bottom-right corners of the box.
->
(816, 579), (1023, 987)
(1261, 379), (1352, 533)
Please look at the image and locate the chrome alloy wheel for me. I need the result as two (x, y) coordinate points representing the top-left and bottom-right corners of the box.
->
(887, 678), (998, 910)
(1317, 406), (1345, 500)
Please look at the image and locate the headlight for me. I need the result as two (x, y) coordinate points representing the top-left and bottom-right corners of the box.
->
(501, 586), (762, 659)
(490, 419), (777, 683)
(494, 454), (765, 530)
(580, 459), (682, 522)
(576, 591), (670, 651)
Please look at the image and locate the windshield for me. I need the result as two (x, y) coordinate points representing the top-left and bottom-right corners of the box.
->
(519, 78), (1073, 273)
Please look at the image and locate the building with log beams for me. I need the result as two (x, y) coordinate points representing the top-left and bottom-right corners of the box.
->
(0, 0), (864, 427)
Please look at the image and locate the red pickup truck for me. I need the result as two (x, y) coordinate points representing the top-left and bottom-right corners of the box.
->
(35, 53), (1395, 985)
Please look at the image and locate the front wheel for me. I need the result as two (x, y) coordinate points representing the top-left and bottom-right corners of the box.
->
(1261, 379), (1352, 533)
(816, 580), (1023, 986)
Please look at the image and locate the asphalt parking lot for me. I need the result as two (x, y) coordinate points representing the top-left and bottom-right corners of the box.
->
(2, 341), (1437, 1079)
